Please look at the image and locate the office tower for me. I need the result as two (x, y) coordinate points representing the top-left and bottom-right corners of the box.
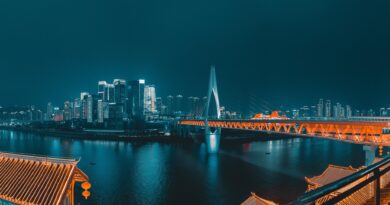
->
(127, 79), (145, 119)
(175, 95), (183, 114)
(317, 99), (324, 117)
(85, 94), (94, 123)
(310, 105), (317, 117)
(144, 85), (156, 114)
(166, 95), (174, 115)
(73, 98), (81, 119)
(333, 105), (338, 118)
(340, 106), (345, 118)
(114, 79), (127, 104)
(104, 84), (115, 102)
(300, 106), (310, 117)
(46, 102), (54, 121)
(97, 100), (104, 123)
(346, 105), (352, 118)
(333, 102), (342, 118)
(155, 97), (162, 114)
(53, 107), (64, 122)
(325, 100), (331, 118)
(107, 103), (124, 120)
(80, 92), (89, 102)
(291, 109), (299, 118)
(98, 81), (107, 100)
(80, 92), (90, 120)
(160, 105), (167, 115)
(380, 108), (387, 117)
(63, 101), (73, 121)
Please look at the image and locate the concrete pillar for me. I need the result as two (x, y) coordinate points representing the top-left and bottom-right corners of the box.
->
(363, 145), (377, 166)
(205, 127), (221, 153)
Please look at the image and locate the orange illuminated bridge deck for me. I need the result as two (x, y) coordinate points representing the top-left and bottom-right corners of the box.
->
(179, 118), (390, 146)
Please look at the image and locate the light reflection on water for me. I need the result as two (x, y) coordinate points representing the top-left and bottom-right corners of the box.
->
(0, 130), (368, 205)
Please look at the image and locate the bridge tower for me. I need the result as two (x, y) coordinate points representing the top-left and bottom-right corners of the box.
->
(204, 66), (221, 153)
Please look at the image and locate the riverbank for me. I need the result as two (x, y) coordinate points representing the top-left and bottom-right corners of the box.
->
(0, 126), (303, 145)
(0, 126), (194, 143)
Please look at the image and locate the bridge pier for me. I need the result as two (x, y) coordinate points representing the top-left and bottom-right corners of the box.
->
(205, 127), (221, 153)
(363, 145), (377, 166)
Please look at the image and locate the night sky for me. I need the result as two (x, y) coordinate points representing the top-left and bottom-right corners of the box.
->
(0, 0), (389, 111)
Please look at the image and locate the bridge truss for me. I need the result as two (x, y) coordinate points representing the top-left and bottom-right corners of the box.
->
(179, 119), (390, 146)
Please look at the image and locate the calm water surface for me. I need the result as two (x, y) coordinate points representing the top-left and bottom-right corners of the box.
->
(0, 130), (368, 205)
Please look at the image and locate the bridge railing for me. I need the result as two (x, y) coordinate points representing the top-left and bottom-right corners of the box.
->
(291, 156), (390, 205)
(295, 117), (390, 122)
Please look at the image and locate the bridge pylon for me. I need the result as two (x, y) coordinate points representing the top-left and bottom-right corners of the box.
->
(205, 66), (221, 153)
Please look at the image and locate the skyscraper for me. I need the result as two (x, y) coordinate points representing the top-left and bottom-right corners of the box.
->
(380, 108), (387, 117)
(127, 79), (145, 119)
(325, 100), (331, 118)
(46, 102), (54, 121)
(86, 94), (93, 123)
(155, 97), (162, 114)
(80, 92), (89, 102)
(317, 99), (324, 117)
(113, 79), (127, 104)
(104, 84), (115, 102)
(346, 105), (352, 118)
(98, 81), (107, 100)
(97, 100), (104, 123)
(144, 85), (156, 115)
(73, 98), (81, 119)
(166, 95), (174, 115)
(63, 101), (73, 121)
(175, 95), (183, 115)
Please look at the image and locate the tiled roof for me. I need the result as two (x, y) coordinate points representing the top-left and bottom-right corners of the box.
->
(241, 192), (277, 205)
(0, 152), (88, 205)
(305, 165), (358, 188)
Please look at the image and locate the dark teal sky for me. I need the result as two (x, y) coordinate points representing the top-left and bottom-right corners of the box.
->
(0, 0), (389, 110)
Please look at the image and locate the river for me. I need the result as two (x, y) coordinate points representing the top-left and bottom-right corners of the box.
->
(0, 130), (368, 204)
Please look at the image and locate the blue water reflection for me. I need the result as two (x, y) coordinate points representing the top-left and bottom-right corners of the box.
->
(0, 130), (366, 205)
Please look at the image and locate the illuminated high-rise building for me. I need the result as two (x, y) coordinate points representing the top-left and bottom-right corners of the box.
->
(53, 107), (64, 122)
(166, 95), (174, 115)
(380, 108), (387, 117)
(126, 79), (145, 119)
(98, 81), (107, 100)
(63, 101), (73, 121)
(317, 99), (324, 117)
(46, 102), (54, 121)
(325, 100), (331, 118)
(85, 94), (99, 123)
(156, 97), (162, 114)
(346, 105), (352, 118)
(73, 98), (81, 119)
(104, 84), (115, 102)
(175, 95), (183, 115)
(80, 93), (89, 120)
(97, 100), (104, 123)
(113, 79), (127, 104)
(80, 92), (89, 102)
(144, 85), (156, 114)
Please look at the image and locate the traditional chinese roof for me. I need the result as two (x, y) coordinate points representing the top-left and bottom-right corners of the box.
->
(241, 192), (278, 205)
(0, 152), (88, 205)
(305, 165), (358, 190)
